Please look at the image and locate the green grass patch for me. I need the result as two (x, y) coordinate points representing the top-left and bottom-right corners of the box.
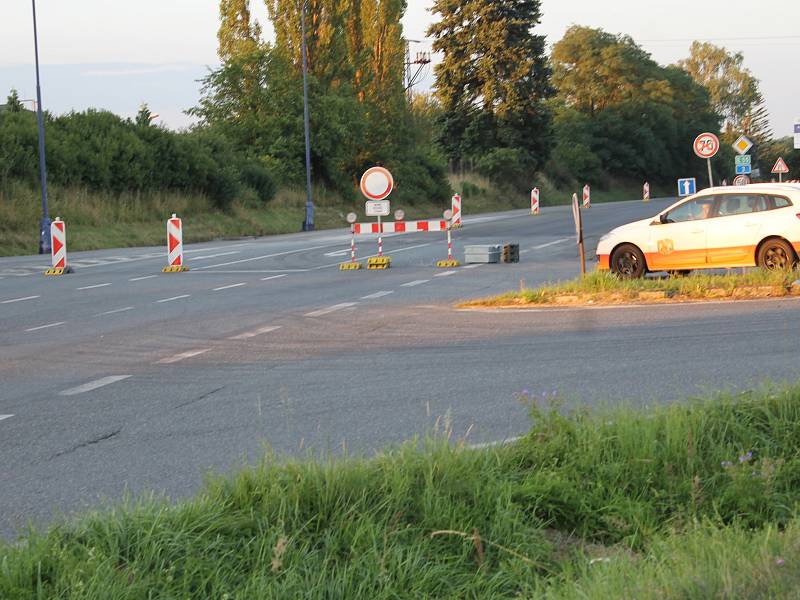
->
(2, 386), (800, 598)
(465, 269), (800, 307)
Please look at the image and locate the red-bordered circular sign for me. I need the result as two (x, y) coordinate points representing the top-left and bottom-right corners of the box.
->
(360, 167), (394, 201)
(693, 132), (720, 159)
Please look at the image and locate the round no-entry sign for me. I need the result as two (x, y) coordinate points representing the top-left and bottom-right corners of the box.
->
(360, 167), (394, 201)
(693, 132), (720, 159)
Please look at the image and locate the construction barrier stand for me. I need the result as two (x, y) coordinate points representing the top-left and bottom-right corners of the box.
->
(531, 188), (540, 215)
(582, 185), (591, 209)
(164, 214), (189, 273)
(44, 218), (73, 275)
(451, 194), (462, 229)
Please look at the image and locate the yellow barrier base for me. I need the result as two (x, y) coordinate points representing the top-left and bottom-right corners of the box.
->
(162, 265), (189, 273)
(451, 223), (463, 230)
(44, 266), (73, 276)
(339, 262), (363, 270)
(436, 260), (461, 268)
(367, 256), (391, 270)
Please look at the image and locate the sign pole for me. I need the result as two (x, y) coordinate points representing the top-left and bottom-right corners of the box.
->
(350, 224), (356, 263)
(707, 158), (714, 188)
(377, 214), (383, 257)
(447, 223), (453, 261)
(779, 172), (783, 183)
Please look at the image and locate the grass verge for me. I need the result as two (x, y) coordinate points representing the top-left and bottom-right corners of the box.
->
(2, 386), (800, 598)
(463, 269), (800, 308)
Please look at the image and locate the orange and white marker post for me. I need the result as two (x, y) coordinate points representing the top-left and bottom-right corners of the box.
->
(451, 193), (462, 228)
(436, 209), (460, 268)
(643, 182), (650, 202)
(163, 213), (188, 273)
(44, 217), (72, 275)
(582, 184), (591, 209)
(530, 187), (540, 215)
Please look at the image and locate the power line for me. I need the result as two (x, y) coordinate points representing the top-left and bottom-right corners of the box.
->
(638, 35), (800, 42)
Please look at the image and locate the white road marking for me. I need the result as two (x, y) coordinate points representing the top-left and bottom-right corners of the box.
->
(0, 415), (14, 422)
(129, 275), (158, 282)
(468, 436), (523, 450)
(196, 243), (340, 270)
(77, 283), (112, 290)
(228, 325), (281, 340)
(532, 238), (571, 250)
(463, 264), (483, 270)
(361, 290), (394, 300)
(183, 246), (226, 254)
(401, 280), (430, 287)
(25, 321), (65, 332)
(95, 306), (134, 316)
(1, 295), (40, 304)
(157, 348), (211, 364)
(434, 271), (457, 277)
(261, 274), (288, 281)
(324, 249), (351, 257)
(156, 294), (191, 303)
(305, 302), (358, 317)
(311, 243), (434, 271)
(192, 251), (241, 260)
(213, 282), (247, 292)
(59, 375), (132, 396)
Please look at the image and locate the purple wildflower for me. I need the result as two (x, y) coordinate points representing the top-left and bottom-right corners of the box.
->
(776, 558), (785, 567)
(739, 451), (753, 463)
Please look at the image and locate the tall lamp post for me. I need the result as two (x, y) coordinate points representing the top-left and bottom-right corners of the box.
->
(31, 0), (51, 254)
(300, 0), (314, 231)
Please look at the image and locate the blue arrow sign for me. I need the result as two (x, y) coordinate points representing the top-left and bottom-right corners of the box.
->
(735, 164), (752, 175)
(677, 178), (696, 197)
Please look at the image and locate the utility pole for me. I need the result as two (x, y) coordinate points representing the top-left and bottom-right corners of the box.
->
(300, 0), (314, 231)
(31, 0), (51, 254)
(403, 39), (431, 101)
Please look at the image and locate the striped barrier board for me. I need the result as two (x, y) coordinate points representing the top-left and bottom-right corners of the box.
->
(451, 194), (462, 228)
(353, 220), (449, 235)
(582, 185), (591, 209)
(531, 188), (540, 214)
(163, 214), (189, 273)
(44, 218), (73, 275)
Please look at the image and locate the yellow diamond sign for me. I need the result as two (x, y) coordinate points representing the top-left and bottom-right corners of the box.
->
(733, 135), (753, 155)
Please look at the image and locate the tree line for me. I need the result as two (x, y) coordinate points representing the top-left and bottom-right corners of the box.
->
(1, 0), (794, 209)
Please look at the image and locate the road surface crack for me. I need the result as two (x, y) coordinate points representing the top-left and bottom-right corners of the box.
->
(174, 386), (226, 410)
(52, 428), (123, 459)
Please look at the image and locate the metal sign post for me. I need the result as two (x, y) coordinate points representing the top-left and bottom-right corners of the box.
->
(694, 132), (720, 188)
(571, 193), (585, 276)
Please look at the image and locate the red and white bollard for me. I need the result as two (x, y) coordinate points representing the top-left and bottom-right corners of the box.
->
(530, 187), (540, 215)
(163, 213), (188, 272)
(350, 225), (357, 263)
(377, 215), (383, 257)
(643, 182), (650, 202)
(582, 184), (591, 209)
(44, 217), (73, 274)
(451, 193), (462, 228)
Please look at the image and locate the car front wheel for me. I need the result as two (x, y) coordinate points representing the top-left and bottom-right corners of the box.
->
(610, 244), (647, 278)
(757, 239), (796, 271)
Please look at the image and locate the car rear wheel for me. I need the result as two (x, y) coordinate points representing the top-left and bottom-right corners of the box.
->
(757, 239), (796, 271)
(610, 244), (647, 278)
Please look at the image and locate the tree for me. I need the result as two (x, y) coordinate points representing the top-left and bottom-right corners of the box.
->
(428, 0), (553, 181)
(135, 103), (153, 127)
(217, 0), (262, 61)
(677, 42), (761, 135)
(5, 89), (24, 113)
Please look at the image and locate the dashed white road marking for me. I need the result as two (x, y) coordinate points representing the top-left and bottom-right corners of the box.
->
(228, 325), (281, 340)
(361, 290), (394, 300)
(196, 243), (339, 270)
(462, 264), (483, 270)
(192, 251), (241, 260)
(1, 295), (40, 304)
(305, 302), (358, 317)
(311, 243), (434, 271)
(77, 283), (112, 290)
(261, 274), (288, 281)
(0, 415), (13, 422)
(183, 246), (226, 254)
(433, 271), (457, 277)
(156, 294), (191, 303)
(324, 249), (351, 257)
(401, 280), (429, 287)
(59, 375), (132, 396)
(468, 436), (523, 450)
(129, 275), (158, 282)
(157, 348), (211, 364)
(213, 282), (247, 292)
(25, 321), (65, 332)
(532, 238), (571, 250)
(95, 306), (134, 317)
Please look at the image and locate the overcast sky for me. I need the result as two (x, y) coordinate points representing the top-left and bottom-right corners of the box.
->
(2, 0), (798, 134)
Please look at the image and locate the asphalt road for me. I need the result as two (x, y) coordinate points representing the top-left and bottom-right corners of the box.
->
(2, 197), (799, 539)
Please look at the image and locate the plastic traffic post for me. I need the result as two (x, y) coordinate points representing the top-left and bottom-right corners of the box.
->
(531, 188), (540, 215)
(44, 217), (73, 275)
(643, 182), (650, 202)
(163, 213), (188, 273)
(582, 185), (591, 209)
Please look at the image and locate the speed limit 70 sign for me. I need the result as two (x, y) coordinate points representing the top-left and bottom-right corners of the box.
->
(693, 133), (720, 159)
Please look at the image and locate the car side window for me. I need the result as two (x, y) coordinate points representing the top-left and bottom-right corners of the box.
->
(717, 194), (765, 216)
(664, 197), (715, 223)
(770, 195), (792, 209)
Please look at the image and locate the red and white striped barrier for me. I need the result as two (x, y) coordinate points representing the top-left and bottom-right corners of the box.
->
(353, 220), (449, 235)
(643, 182), (650, 202)
(582, 185), (591, 209)
(531, 188), (540, 214)
(163, 214), (188, 272)
(451, 194), (462, 228)
(51, 218), (66, 269)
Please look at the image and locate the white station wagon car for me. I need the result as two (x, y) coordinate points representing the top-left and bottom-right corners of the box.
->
(597, 183), (800, 277)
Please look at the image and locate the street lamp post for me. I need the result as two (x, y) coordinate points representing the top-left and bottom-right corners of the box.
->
(300, 0), (314, 231)
(31, 0), (51, 254)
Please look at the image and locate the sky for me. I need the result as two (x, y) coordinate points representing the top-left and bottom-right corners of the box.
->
(1, 0), (799, 136)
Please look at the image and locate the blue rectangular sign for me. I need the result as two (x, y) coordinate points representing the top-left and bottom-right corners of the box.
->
(736, 164), (752, 174)
(795, 123), (800, 134)
(677, 178), (696, 197)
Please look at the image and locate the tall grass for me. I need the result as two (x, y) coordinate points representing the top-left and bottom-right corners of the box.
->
(2, 385), (800, 598)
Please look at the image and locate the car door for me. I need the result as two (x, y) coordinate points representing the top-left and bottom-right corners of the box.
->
(705, 193), (766, 266)
(647, 196), (714, 270)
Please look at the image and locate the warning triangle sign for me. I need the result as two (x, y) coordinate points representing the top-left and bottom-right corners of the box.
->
(772, 157), (790, 174)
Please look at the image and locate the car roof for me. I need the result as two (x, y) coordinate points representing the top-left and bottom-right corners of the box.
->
(702, 183), (800, 195)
